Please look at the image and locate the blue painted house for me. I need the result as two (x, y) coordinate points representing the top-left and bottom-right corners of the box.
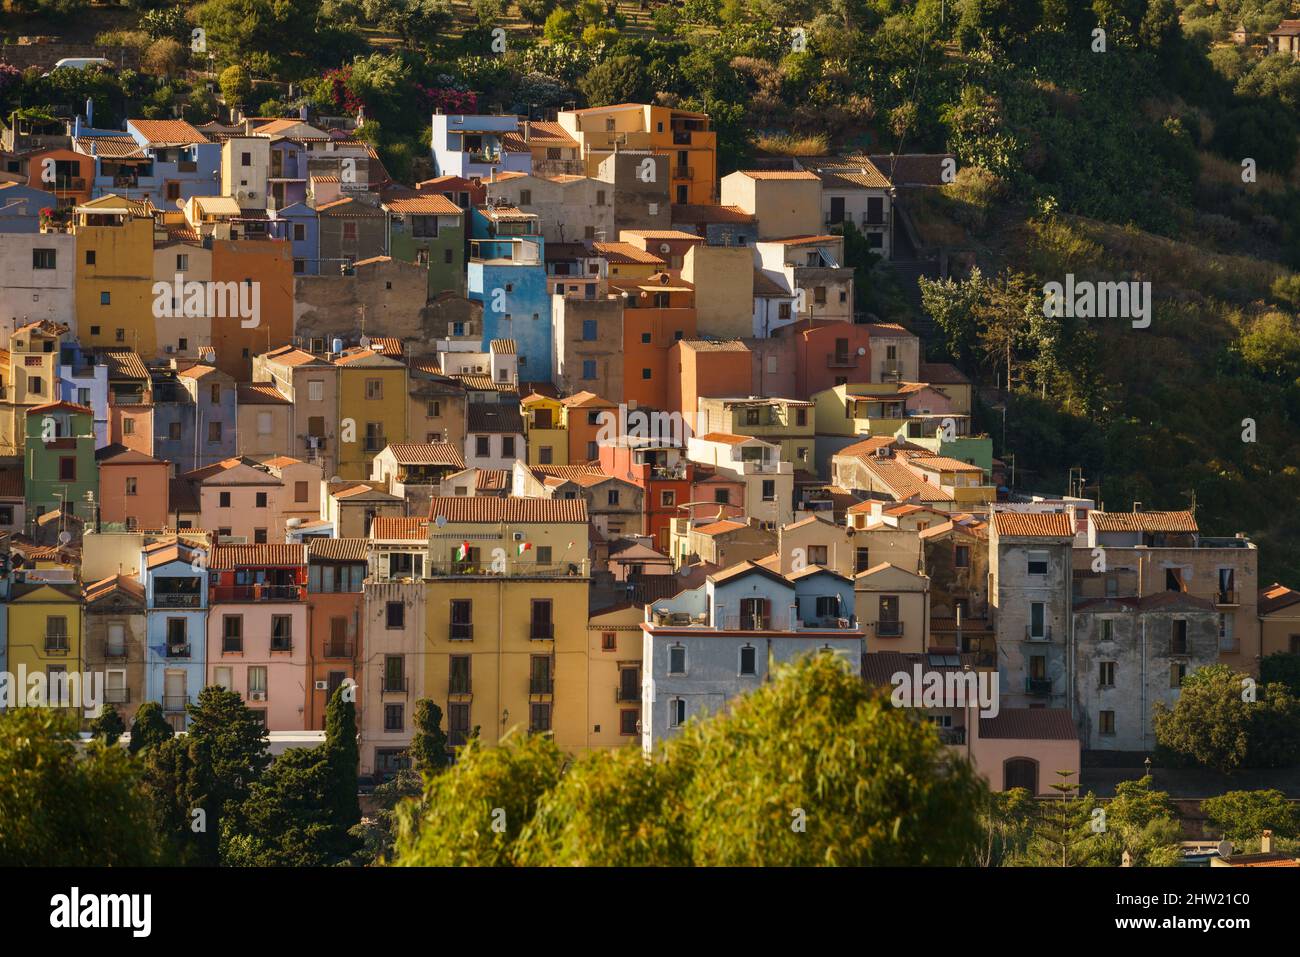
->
(142, 540), (209, 730)
(431, 114), (532, 180)
(79, 118), (221, 208)
(58, 345), (111, 449)
(467, 205), (551, 381)
(0, 182), (57, 232)
(268, 202), (320, 275)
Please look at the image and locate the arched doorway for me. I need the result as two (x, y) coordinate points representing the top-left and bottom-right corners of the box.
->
(1003, 757), (1039, 794)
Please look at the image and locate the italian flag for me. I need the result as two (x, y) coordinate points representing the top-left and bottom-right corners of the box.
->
(516, 541), (532, 556)
(455, 542), (471, 561)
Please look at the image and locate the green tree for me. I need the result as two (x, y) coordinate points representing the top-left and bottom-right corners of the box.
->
(185, 686), (270, 840)
(142, 734), (215, 865)
(219, 65), (252, 106)
(89, 703), (126, 747)
(543, 7), (579, 43)
(409, 699), (450, 773)
(1097, 775), (1182, 867)
(1261, 652), (1300, 698)
(1015, 771), (1104, 866)
(128, 701), (174, 755)
(579, 55), (653, 108)
(349, 768), (423, 864)
(325, 685), (361, 830)
(1202, 789), (1300, 845)
(0, 709), (159, 866)
(970, 787), (1038, 866)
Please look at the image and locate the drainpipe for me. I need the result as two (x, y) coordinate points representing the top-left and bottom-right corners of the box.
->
(1140, 614), (1147, 752)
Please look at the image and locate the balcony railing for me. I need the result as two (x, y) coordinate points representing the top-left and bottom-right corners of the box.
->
(1216, 589), (1240, 606)
(827, 354), (858, 368)
(103, 641), (129, 660)
(166, 643), (191, 658)
(1025, 678), (1053, 696)
(529, 677), (554, 695)
(381, 676), (409, 695)
(449, 680), (472, 696)
(449, 623), (473, 641)
(938, 727), (966, 745)
(211, 584), (304, 602)
(162, 694), (190, 712)
(876, 620), (904, 637)
(529, 621), (555, 641)
(1024, 625), (1053, 642)
(153, 592), (202, 608)
(616, 685), (640, 703)
(427, 561), (588, 579)
(324, 640), (354, 659)
(672, 166), (693, 180)
(672, 131), (692, 145)
(45, 635), (70, 655)
(270, 638), (294, 653)
(105, 687), (131, 705)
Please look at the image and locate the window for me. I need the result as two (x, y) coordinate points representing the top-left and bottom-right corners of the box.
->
(308, 380), (324, 402)
(620, 709), (638, 735)
(450, 655), (471, 694)
(1099, 710), (1115, 736)
(271, 615), (292, 651)
(955, 545), (971, 568)
(293, 223), (306, 242)
(761, 479), (775, 502)
(125, 477), (138, 496)
(808, 545), (828, 566)
(383, 656), (405, 693)
(539, 446), (553, 464)
(739, 645), (757, 676)
(668, 644), (686, 675)
(529, 702), (552, 733)
(582, 360), (596, 380)
(1170, 662), (1187, 688)
(384, 704), (404, 732)
(213, 666), (233, 691)
(169, 422), (182, 440)
(582, 319), (597, 341)
(100, 292), (111, 305)
(596, 190), (606, 205)
(253, 528), (268, 544)
(502, 436), (516, 457)
(602, 631), (617, 651)
(343, 222), (357, 241)
(32, 248), (56, 269)
(1099, 661), (1115, 687)
(475, 435), (489, 457)
(878, 596), (901, 636)
(30, 376), (44, 396)
(219, 492), (231, 508)
(241, 151), (252, 167)
(58, 457), (76, 481)
(386, 601), (405, 629)
(248, 666), (267, 698)
(208, 421), (222, 443)
(642, 368), (652, 380)
(530, 600), (554, 640)
(85, 250), (96, 266)
(1029, 602), (1046, 639)
(1170, 619), (1188, 656)
(176, 253), (189, 271)
(450, 599), (473, 640)
(660, 490), (675, 507)
(255, 491), (268, 508)
(427, 401), (442, 418)
(855, 547), (871, 575)
(1165, 568), (1185, 592)
(669, 697), (686, 727)
(641, 332), (651, 344)
(365, 378), (383, 400)
(1027, 550), (1049, 576)
(223, 615), (243, 653)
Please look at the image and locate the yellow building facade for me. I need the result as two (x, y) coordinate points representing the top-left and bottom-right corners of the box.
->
(334, 348), (409, 479)
(74, 195), (158, 358)
(5, 580), (85, 713)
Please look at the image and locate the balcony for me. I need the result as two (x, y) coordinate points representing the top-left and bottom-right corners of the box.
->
(672, 131), (692, 145)
(1024, 625), (1053, 642)
(427, 560), (589, 579)
(105, 687), (131, 705)
(166, 643), (191, 658)
(672, 166), (693, 180)
(1025, 678), (1053, 696)
(324, 640), (354, 659)
(380, 676), (409, 695)
(529, 677), (554, 695)
(177, 161), (197, 173)
(800, 616), (857, 631)
(880, 360), (902, 380)
(616, 685), (640, 703)
(449, 622), (474, 641)
(448, 680), (472, 696)
(162, 694), (190, 712)
(270, 638), (294, 654)
(876, 620), (904, 637)
(938, 727), (966, 745)
(529, 621), (555, 641)
(827, 354), (859, 368)
(211, 584), (305, 602)
(1216, 589), (1240, 606)
(55, 177), (86, 191)
(45, 635), (70, 655)
(103, 641), (129, 660)
(152, 591), (202, 608)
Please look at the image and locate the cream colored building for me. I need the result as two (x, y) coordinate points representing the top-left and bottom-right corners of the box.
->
(855, 562), (930, 654)
(720, 170), (823, 240)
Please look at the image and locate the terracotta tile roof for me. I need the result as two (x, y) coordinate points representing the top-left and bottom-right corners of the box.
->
(806, 163), (891, 189)
(95, 444), (162, 465)
(918, 361), (971, 385)
(524, 121), (577, 145)
(427, 497), (588, 524)
(263, 347), (322, 367)
(836, 436), (907, 460)
(679, 338), (748, 352)
(316, 197), (384, 216)
(476, 469), (509, 491)
(708, 560), (792, 587)
(330, 481), (398, 501)
(169, 478), (200, 513)
(209, 543), (305, 569)
(560, 390), (614, 408)
(697, 432), (755, 445)
(371, 516), (430, 541)
(752, 270), (790, 297)
(860, 650), (982, 687)
(979, 709), (1078, 741)
(101, 349), (151, 381)
(128, 119), (210, 146)
(369, 337), (403, 357)
(490, 338), (516, 354)
(261, 455), (304, 468)
(27, 400), (93, 416)
(75, 135), (146, 159)
(384, 195), (462, 215)
(387, 442), (465, 468)
(0, 465), (23, 498)
(144, 540), (203, 569)
(692, 519), (748, 537)
(531, 465), (611, 488)
(862, 457), (954, 502)
(467, 404), (523, 434)
(238, 383), (290, 405)
(84, 574), (146, 604)
(868, 154), (958, 188)
(592, 241), (665, 265)
(860, 322), (911, 335)
(1259, 583), (1300, 616)
(620, 229), (701, 241)
(1089, 510), (1198, 534)
(738, 170), (819, 180)
(992, 511), (1075, 538)
(671, 204), (754, 224)
(907, 455), (984, 473)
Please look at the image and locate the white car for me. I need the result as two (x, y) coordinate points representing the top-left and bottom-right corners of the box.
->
(48, 57), (114, 73)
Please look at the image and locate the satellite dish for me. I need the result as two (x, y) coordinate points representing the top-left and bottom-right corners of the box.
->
(435, 515), (448, 528)
(57, 531), (71, 545)
(330, 475), (342, 483)
(1216, 840), (1233, 859)
(857, 346), (866, 356)
(359, 335), (371, 350)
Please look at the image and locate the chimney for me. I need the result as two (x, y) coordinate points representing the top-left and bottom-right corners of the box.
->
(85, 97), (93, 128)
(1261, 830), (1274, 853)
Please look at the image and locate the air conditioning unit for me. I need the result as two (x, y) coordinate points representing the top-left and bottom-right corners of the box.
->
(512, 532), (524, 541)
(314, 680), (329, 691)
(249, 691), (266, 701)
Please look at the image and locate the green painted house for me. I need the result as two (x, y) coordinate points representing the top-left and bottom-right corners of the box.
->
(383, 195), (466, 297)
(24, 401), (98, 530)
